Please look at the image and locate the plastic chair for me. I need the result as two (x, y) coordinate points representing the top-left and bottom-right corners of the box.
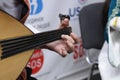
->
(78, 2), (105, 80)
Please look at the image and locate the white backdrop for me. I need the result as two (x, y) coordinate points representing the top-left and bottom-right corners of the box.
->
(25, 0), (105, 80)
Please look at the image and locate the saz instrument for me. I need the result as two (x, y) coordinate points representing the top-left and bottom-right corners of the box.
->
(0, 10), (71, 80)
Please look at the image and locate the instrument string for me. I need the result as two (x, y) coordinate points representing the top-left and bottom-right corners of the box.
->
(2, 30), (61, 52)
(1, 27), (70, 50)
(1, 35), (60, 59)
(0, 27), (71, 59)
(1, 27), (70, 47)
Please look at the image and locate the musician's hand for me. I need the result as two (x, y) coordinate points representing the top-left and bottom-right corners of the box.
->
(45, 18), (80, 57)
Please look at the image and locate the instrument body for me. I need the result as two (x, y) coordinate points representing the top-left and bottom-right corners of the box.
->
(0, 10), (34, 80)
(0, 11), (71, 80)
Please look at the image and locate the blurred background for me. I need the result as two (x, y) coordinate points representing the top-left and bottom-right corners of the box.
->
(25, 0), (105, 80)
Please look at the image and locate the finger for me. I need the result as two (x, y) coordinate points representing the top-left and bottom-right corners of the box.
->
(60, 48), (68, 57)
(70, 33), (80, 43)
(61, 35), (74, 54)
(61, 35), (75, 44)
(66, 40), (74, 53)
(60, 18), (69, 28)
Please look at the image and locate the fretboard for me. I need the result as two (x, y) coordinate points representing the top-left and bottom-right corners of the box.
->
(0, 27), (72, 59)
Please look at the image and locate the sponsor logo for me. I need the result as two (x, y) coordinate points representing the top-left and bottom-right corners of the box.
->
(29, 0), (43, 15)
(68, 0), (87, 19)
(78, 0), (87, 5)
(68, 6), (81, 19)
(27, 49), (44, 74)
(69, 6), (81, 17)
